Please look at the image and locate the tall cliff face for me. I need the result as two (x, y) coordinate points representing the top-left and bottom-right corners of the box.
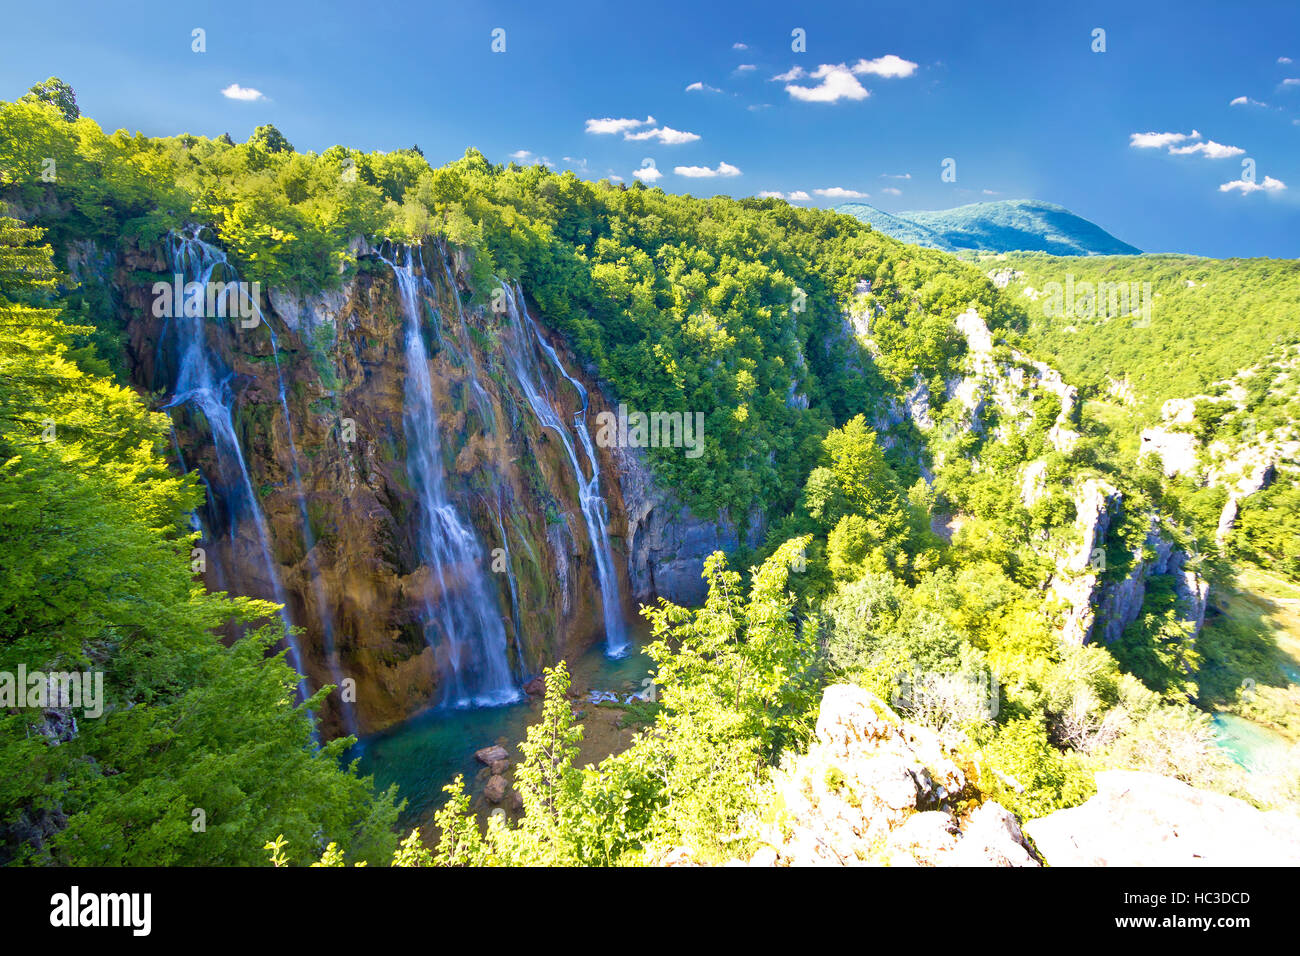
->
(850, 300), (1209, 652)
(94, 234), (722, 738)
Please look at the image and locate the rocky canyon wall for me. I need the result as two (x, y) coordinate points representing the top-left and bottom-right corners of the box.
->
(90, 234), (739, 738)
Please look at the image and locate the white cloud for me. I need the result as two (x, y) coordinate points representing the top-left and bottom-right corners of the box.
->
(785, 64), (870, 103)
(1219, 175), (1286, 194)
(851, 54), (919, 78)
(881, 186), (902, 196)
(747, 103), (772, 111)
(686, 81), (721, 93)
(586, 115), (654, 135)
(814, 186), (868, 199)
(736, 64), (757, 72)
(771, 66), (805, 82)
(1283, 78), (1300, 86)
(1169, 139), (1245, 158)
(758, 190), (785, 198)
(221, 84), (265, 101)
(633, 163), (663, 183)
(733, 42), (748, 50)
(509, 149), (533, 161)
(1129, 130), (1200, 149)
(982, 189), (999, 195)
(674, 161), (742, 178)
(1281, 56), (1294, 64)
(787, 190), (810, 201)
(880, 172), (911, 179)
(625, 125), (701, 144)
(1230, 96), (1267, 107)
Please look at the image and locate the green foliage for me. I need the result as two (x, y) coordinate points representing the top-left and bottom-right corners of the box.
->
(21, 77), (79, 123)
(974, 715), (1095, 818)
(416, 541), (819, 865)
(1231, 477), (1300, 581)
(248, 124), (293, 154)
(1006, 252), (1300, 420)
(0, 213), (399, 865)
(0, 97), (1014, 521)
(1109, 577), (1200, 702)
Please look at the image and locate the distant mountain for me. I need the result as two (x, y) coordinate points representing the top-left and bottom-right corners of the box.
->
(834, 202), (955, 250)
(837, 199), (1141, 256)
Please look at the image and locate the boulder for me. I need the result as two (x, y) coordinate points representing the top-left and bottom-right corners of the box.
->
(951, 801), (1039, 867)
(885, 811), (961, 866)
(475, 745), (508, 766)
(484, 775), (508, 804)
(1025, 770), (1300, 866)
(733, 685), (1038, 867)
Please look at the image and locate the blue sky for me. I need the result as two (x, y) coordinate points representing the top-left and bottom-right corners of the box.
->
(2, 0), (1298, 257)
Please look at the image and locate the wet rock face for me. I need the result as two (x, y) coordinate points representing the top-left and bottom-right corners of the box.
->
(614, 443), (764, 608)
(1025, 770), (1300, 866)
(106, 236), (737, 738)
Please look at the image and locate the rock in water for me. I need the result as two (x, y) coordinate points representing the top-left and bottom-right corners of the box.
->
(1024, 770), (1300, 866)
(475, 745), (508, 766)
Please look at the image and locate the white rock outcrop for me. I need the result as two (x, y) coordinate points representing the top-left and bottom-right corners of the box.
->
(735, 685), (1040, 867)
(1025, 770), (1300, 866)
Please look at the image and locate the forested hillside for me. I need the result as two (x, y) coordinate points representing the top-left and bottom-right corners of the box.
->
(999, 251), (1300, 582)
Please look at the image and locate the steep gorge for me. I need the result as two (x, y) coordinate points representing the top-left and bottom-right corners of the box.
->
(92, 233), (737, 739)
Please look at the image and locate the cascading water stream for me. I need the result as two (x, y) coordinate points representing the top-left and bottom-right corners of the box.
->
(263, 318), (359, 737)
(161, 229), (308, 700)
(435, 247), (494, 428)
(500, 283), (629, 657)
(381, 244), (519, 707)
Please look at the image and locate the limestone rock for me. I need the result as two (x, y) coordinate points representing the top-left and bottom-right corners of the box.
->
(484, 775), (508, 804)
(475, 745), (508, 766)
(951, 801), (1038, 867)
(1139, 427), (1200, 478)
(1025, 770), (1300, 866)
(729, 684), (1037, 867)
(1020, 460), (1048, 507)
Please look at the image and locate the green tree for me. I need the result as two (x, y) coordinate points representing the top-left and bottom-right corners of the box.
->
(0, 211), (399, 865)
(248, 123), (293, 154)
(20, 77), (78, 122)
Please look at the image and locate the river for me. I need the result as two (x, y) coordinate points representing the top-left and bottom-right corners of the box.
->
(349, 625), (656, 829)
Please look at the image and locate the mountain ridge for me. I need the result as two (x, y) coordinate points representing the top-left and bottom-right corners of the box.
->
(837, 198), (1141, 256)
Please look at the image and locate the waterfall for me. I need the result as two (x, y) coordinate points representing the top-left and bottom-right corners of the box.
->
(381, 244), (519, 707)
(265, 322), (359, 737)
(435, 250), (494, 429)
(500, 283), (629, 658)
(161, 229), (308, 699)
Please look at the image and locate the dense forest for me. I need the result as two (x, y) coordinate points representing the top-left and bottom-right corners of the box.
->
(1, 81), (1296, 866)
